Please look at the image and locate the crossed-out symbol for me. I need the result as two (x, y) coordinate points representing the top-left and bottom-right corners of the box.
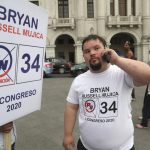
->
(0, 45), (14, 80)
(85, 100), (95, 112)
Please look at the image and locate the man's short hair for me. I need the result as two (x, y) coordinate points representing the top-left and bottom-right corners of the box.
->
(82, 34), (107, 50)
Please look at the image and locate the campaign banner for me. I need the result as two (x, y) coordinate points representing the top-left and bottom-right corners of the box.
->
(0, 0), (48, 126)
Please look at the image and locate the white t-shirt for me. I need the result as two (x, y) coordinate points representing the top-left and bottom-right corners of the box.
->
(67, 65), (134, 150)
(0, 123), (16, 150)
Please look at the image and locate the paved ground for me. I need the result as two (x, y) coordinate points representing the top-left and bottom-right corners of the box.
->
(15, 76), (150, 150)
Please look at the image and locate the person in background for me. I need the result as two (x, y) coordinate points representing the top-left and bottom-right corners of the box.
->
(123, 41), (136, 101)
(136, 61), (150, 129)
(63, 34), (150, 150)
(123, 41), (134, 59)
(0, 122), (16, 150)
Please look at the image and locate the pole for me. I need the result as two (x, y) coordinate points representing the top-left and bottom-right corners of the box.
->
(4, 132), (11, 150)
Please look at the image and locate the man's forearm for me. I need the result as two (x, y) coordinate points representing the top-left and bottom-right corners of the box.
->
(64, 103), (78, 136)
(0, 126), (2, 132)
(0, 122), (13, 133)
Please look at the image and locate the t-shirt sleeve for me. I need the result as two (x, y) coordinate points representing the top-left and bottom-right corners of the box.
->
(124, 72), (134, 88)
(113, 65), (134, 88)
(66, 79), (79, 104)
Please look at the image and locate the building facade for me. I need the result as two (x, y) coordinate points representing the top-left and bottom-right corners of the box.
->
(30, 0), (150, 64)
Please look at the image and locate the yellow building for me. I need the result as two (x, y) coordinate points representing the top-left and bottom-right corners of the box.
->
(30, 0), (150, 64)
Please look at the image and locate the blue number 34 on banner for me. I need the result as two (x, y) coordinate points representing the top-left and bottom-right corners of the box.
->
(17, 45), (44, 84)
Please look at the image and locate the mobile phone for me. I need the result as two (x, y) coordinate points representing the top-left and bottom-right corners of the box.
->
(102, 52), (111, 63)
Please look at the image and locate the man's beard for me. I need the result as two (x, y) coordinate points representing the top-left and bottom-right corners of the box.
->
(89, 61), (102, 71)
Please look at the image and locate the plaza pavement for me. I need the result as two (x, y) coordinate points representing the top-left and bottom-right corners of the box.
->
(15, 76), (150, 150)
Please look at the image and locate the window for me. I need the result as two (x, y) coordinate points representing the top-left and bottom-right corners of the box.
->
(58, 0), (69, 18)
(119, 0), (127, 16)
(131, 0), (135, 16)
(87, 0), (94, 18)
(30, 1), (39, 6)
(110, 0), (114, 16)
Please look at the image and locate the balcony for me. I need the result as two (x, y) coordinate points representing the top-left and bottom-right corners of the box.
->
(107, 15), (142, 28)
(49, 18), (75, 30)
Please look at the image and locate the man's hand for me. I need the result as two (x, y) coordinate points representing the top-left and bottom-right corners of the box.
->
(0, 122), (13, 133)
(101, 49), (120, 65)
(63, 135), (76, 150)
